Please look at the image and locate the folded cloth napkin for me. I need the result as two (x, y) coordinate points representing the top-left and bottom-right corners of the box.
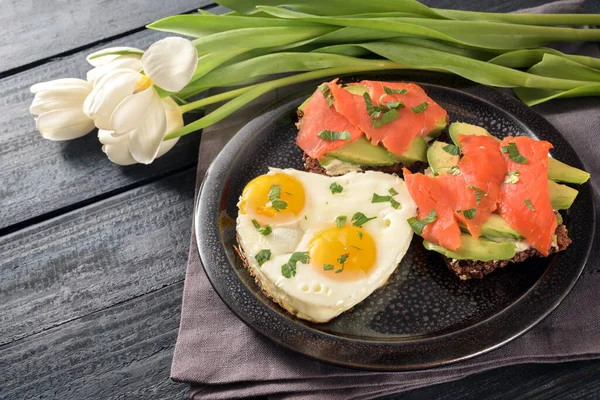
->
(171, 2), (600, 398)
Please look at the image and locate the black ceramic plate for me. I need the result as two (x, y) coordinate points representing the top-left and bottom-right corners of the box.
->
(195, 72), (594, 370)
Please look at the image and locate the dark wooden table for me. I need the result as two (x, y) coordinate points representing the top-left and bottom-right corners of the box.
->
(1, 1), (599, 399)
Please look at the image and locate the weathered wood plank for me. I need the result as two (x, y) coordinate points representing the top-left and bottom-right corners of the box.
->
(0, 29), (201, 231)
(397, 359), (600, 399)
(0, 282), (188, 400)
(0, 0), (214, 74)
(0, 169), (195, 346)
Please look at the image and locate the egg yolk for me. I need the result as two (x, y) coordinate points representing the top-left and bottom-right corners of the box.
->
(309, 225), (376, 280)
(239, 173), (305, 221)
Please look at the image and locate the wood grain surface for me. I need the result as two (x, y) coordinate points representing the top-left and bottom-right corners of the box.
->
(1, 0), (599, 399)
(0, 0), (213, 74)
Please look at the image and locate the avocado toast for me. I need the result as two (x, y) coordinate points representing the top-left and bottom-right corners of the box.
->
(296, 79), (447, 176)
(407, 122), (588, 280)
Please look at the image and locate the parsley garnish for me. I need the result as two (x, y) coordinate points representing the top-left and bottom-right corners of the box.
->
(317, 129), (351, 141)
(442, 144), (460, 156)
(351, 212), (377, 227)
(345, 245), (362, 251)
(467, 185), (487, 205)
(407, 210), (437, 235)
(318, 83), (334, 107)
(448, 165), (461, 176)
(281, 251), (310, 278)
(335, 215), (347, 228)
(524, 199), (535, 211)
(252, 219), (272, 236)
(460, 208), (477, 220)
(411, 101), (429, 113)
(383, 86), (408, 95)
(504, 170), (520, 184)
(255, 249), (271, 267)
(363, 92), (403, 128)
(330, 182), (343, 194)
(371, 193), (401, 209)
(323, 264), (334, 271)
(501, 142), (528, 164)
(335, 253), (350, 274)
(268, 184), (288, 212)
(357, 230), (363, 240)
(389, 188), (398, 196)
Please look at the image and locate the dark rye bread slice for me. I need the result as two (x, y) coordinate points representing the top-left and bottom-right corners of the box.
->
(302, 152), (427, 177)
(446, 223), (572, 280)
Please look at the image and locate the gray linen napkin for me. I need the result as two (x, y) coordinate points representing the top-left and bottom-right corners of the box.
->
(171, 2), (600, 398)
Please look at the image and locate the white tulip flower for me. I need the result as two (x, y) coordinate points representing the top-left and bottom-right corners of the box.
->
(30, 78), (95, 141)
(86, 47), (144, 86)
(84, 37), (197, 164)
(98, 97), (182, 166)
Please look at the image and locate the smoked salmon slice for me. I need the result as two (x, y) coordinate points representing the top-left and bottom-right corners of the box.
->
(499, 136), (556, 255)
(329, 80), (448, 155)
(296, 84), (363, 159)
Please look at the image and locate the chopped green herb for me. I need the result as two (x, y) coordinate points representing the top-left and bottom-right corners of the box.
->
(268, 184), (288, 212)
(448, 165), (461, 176)
(357, 231), (363, 240)
(372, 193), (392, 203)
(335, 215), (347, 228)
(281, 251), (310, 278)
(351, 212), (377, 227)
(504, 170), (520, 184)
(345, 245), (362, 251)
(317, 129), (351, 141)
(467, 185), (487, 205)
(255, 249), (271, 267)
(335, 253), (350, 273)
(461, 208), (477, 220)
(330, 182), (344, 194)
(390, 198), (401, 209)
(385, 101), (405, 110)
(524, 199), (535, 211)
(501, 142), (528, 164)
(442, 144), (460, 156)
(304, 215), (308, 220)
(323, 264), (334, 271)
(318, 83), (334, 107)
(411, 101), (429, 113)
(371, 109), (400, 128)
(389, 188), (398, 196)
(383, 86), (408, 95)
(407, 210), (438, 235)
(252, 219), (272, 236)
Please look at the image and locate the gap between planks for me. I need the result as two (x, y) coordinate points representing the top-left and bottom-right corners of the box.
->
(0, 2), (220, 80)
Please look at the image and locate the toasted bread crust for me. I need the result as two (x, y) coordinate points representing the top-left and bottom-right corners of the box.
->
(446, 223), (572, 280)
(302, 152), (426, 177)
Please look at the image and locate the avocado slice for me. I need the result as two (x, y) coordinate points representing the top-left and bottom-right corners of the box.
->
(427, 140), (460, 175)
(326, 137), (396, 167)
(448, 122), (590, 185)
(471, 214), (523, 239)
(423, 234), (517, 261)
(548, 180), (578, 210)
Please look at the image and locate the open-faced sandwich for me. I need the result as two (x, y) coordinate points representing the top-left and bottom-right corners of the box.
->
(296, 79), (448, 176)
(406, 121), (589, 280)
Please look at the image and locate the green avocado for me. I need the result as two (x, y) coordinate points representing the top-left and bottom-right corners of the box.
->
(471, 214), (523, 239)
(448, 122), (590, 185)
(326, 137), (396, 167)
(427, 140), (460, 175)
(423, 234), (517, 261)
(548, 180), (579, 210)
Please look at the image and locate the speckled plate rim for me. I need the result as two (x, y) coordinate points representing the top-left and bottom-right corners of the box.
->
(195, 71), (595, 371)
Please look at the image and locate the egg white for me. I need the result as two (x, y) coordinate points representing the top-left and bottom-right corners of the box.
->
(236, 168), (417, 323)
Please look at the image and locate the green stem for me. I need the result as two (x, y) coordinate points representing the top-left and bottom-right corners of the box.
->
(179, 85), (256, 113)
(436, 9), (600, 25)
(168, 62), (405, 139)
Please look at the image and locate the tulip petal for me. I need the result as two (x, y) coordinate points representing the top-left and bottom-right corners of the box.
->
(142, 37), (198, 92)
(86, 56), (143, 85)
(87, 47), (144, 67)
(30, 88), (90, 115)
(31, 78), (91, 94)
(98, 130), (137, 165)
(36, 109), (95, 141)
(110, 88), (166, 164)
(83, 69), (140, 130)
